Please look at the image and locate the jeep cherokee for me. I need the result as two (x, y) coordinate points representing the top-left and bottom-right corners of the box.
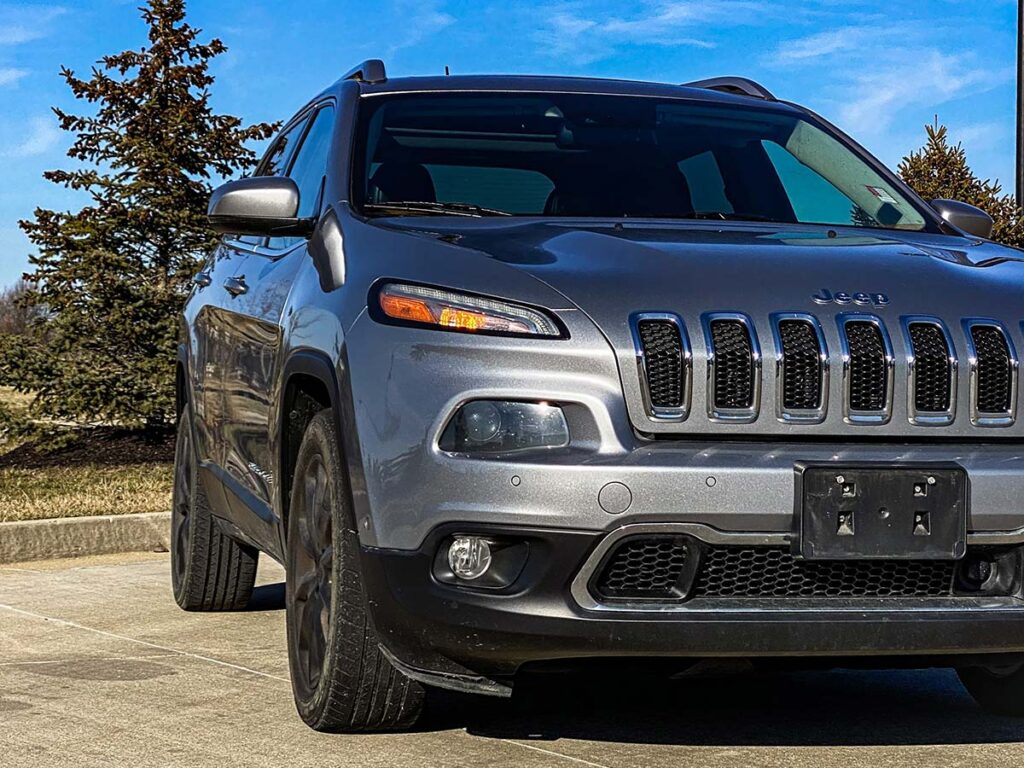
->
(173, 60), (1024, 731)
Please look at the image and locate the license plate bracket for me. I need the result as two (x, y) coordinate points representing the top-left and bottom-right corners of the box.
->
(796, 463), (968, 560)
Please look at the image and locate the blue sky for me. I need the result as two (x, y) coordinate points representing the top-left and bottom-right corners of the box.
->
(0, 0), (1018, 287)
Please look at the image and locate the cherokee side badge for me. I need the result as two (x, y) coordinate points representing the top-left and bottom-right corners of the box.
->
(812, 288), (890, 307)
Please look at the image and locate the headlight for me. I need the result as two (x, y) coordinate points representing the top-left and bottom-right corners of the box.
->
(373, 282), (563, 337)
(440, 401), (570, 454)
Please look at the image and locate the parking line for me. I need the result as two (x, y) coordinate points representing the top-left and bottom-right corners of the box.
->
(498, 739), (613, 768)
(0, 603), (291, 683)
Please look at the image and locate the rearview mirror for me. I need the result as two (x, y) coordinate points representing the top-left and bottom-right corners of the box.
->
(207, 177), (314, 237)
(930, 199), (994, 240)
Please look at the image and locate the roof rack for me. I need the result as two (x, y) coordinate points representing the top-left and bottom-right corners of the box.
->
(684, 76), (775, 101)
(342, 59), (387, 84)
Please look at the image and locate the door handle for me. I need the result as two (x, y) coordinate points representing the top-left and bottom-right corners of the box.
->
(192, 271), (212, 288)
(223, 276), (248, 297)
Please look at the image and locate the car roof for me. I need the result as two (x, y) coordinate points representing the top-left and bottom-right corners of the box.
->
(344, 73), (802, 113)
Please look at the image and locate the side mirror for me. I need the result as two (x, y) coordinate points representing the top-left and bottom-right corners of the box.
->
(207, 177), (314, 237)
(930, 199), (994, 240)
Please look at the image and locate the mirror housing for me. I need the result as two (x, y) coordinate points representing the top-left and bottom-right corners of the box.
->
(930, 199), (994, 239)
(207, 177), (315, 237)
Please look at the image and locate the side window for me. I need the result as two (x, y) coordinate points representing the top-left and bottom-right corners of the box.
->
(267, 105), (335, 251)
(227, 116), (309, 247)
(678, 151), (733, 214)
(259, 118), (308, 178)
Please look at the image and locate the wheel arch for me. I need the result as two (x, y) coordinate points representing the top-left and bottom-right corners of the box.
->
(279, 349), (354, 537)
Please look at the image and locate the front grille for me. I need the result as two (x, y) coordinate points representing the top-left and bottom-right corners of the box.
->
(709, 319), (755, 410)
(591, 537), (966, 603)
(637, 319), (684, 409)
(692, 546), (956, 599)
(909, 322), (953, 413)
(971, 325), (1014, 414)
(845, 321), (889, 412)
(594, 536), (694, 601)
(778, 319), (823, 410)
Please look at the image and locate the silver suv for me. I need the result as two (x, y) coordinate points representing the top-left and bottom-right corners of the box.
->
(173, 59), (1024, 731)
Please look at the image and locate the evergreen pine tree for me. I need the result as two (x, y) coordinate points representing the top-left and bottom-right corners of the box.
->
(899, 121), (1024, 248)
(2, 0), (276, 431)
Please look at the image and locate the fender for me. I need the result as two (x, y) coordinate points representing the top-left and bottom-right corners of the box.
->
(277, 346), (369, 553)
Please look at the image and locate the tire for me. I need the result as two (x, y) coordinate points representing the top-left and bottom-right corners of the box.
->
(171, 409), (259, 611)
(285, 409), (424, 732)
(958, 664), (1024, 716)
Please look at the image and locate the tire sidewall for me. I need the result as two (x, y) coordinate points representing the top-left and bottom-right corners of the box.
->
(171, 409), (198, 604)
(286, 411), (349, 725)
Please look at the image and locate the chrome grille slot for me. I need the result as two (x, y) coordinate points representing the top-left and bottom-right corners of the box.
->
(966, 321), (1018, 426)
(840, 316), (894, 424)
(631, 313), (691, 420)
(904, 318), (957, 426)
(772, 314), (828, 422)
(703, 313), (760, 422)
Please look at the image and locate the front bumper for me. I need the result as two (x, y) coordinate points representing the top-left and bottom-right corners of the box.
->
(362, 523), (1024, 697)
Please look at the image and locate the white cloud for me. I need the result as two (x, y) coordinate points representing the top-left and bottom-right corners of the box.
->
(3, 116), (62, 158)
(0, 5), (66, 45)
(385, 0), (455, 56)
(838, 50), (1006, 137)
(530, 1), (803, 65)
(0, 66), (27, 86)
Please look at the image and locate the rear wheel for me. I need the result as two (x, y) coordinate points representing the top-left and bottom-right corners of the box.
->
(285, 409), (424, 732)
(958, 663), (1024, 716)
(171, 409), (259, 611)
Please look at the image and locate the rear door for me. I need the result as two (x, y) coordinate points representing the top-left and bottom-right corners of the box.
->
(220, 103), (337, 528)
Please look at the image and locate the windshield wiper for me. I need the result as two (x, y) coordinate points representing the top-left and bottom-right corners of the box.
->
(677, 211), (785, 223)
(363, 201), (513, 218)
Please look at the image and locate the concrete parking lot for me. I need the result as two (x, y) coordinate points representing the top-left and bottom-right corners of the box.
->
(3, 554), (1024, 767)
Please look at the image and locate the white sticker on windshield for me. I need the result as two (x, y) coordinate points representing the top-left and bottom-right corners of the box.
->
(866, 185), (898, 205)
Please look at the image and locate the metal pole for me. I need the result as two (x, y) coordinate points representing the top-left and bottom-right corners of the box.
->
(1017, 0), (1024, 204)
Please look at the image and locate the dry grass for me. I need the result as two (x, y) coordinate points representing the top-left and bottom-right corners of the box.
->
(0, 386), (33, 415)
(0, 463), (173, 523)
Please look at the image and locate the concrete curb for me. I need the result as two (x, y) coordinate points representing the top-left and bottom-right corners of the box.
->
(0, 512), (171, 564)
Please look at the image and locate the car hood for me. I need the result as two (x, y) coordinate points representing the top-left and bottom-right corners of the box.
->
(378, 217), (1024, 439)
(380, 218), (1024, 336)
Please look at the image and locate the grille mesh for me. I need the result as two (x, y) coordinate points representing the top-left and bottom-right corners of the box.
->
(592, 538), (964, 602)
(710, 320), (754, 409)
(909, 323), (952, 413)
(637, 320), (684, 409)
(846, 321), (889, 412)
(692, 546), (957, 599)
(779, 320), (823, 410)
(594, 537), (692, 600)
(971, 325), (1014, 414)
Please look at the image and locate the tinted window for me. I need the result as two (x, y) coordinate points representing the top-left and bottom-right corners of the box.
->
(289, 106), (335, 218)
(355, 93), (929, 231)
(259, 117), (308, 177)
(266, 105), (335, 250)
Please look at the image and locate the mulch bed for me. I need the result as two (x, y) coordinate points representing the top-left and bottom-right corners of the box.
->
(0, 427), (176, 470)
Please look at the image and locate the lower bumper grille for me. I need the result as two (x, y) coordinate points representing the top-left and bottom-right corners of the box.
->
(691, 546), (955, 599)
(589, 537), (1015, 604)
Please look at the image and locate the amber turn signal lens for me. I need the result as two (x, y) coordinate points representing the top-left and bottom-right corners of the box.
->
(379, 294), (435, 324)
(375, 282), (563, 337)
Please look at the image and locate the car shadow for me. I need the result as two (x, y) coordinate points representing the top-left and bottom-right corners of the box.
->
(246, 581), (286, 612)
(420, 665), (1024, 747)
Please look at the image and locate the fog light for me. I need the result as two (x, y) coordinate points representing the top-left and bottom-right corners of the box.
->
(448, 536), (493, 581)
(440, 400), (569, 454)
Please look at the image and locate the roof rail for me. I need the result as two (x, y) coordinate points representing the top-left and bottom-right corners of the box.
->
(684, 76), (775, 101)
(342, 59), (387, 84)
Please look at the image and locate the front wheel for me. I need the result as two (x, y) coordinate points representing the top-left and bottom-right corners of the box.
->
(958, 663), (1024, 716)
(285, 409), (424, 732)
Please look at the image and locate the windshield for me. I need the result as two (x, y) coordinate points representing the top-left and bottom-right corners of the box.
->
(353, 92), (930, 231)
